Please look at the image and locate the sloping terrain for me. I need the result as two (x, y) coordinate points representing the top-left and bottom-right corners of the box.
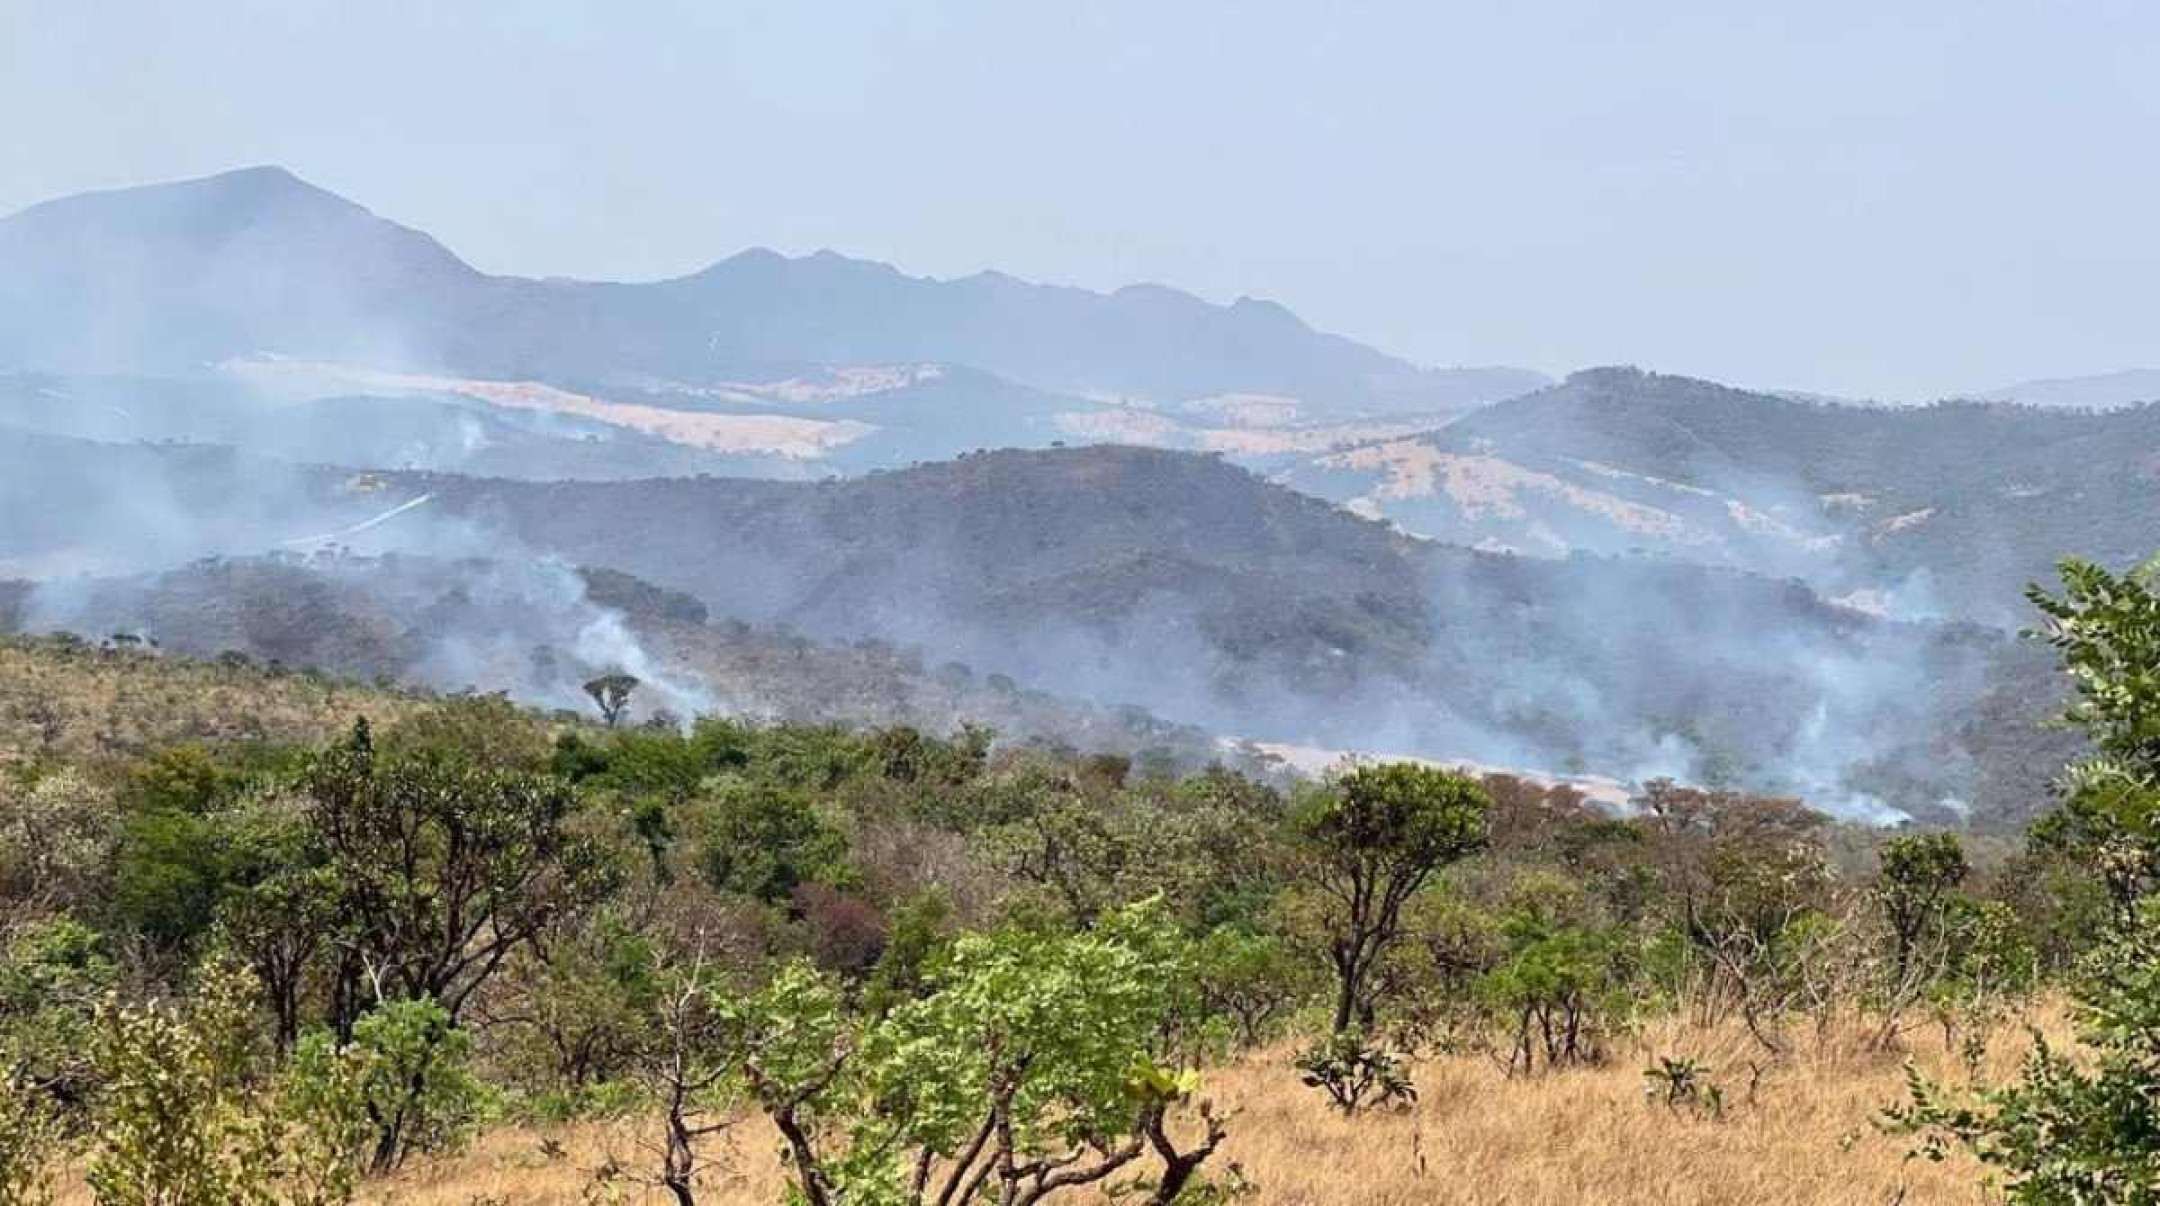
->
(0, 420), (2077, 827)
(1978, 368), (2160, 410)
(352, 446), (2071, 825)
(3, 555), (1234, 771)
(1286, 367), (2160, 624)
(0, 167), (1544, 476)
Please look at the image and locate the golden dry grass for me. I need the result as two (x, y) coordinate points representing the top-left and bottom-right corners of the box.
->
(319, 1011), (2053, 1206)
(0, 637), (429, 773)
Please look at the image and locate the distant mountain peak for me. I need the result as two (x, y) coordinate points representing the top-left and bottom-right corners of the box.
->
(0, 169), (1545, 412)
(1978, 368), (2160, 410)
(6, 164), (362, 226)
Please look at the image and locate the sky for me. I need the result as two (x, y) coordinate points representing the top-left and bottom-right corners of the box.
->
(4, 0), (2157, 401)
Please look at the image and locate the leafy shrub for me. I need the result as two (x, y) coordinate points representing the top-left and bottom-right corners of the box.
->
(1294, 1032), (1417, 1115)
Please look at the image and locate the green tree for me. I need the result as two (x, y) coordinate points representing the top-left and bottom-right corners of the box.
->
(300, 721), (618, 1027)
(84, 958), (373, 1206)
(0, 913), (117, 1103)
(2027, 558), (2160, 914)
(720, 901), (1229, 1206)
(1295, 763), (1490, 1034)
(583, 672), (640, 729)
(1877, 832), (1969, 988)
(0, 1066), (63, 1206)
(694, 782), (849, 905)
(1889, 558), (2160, 1196)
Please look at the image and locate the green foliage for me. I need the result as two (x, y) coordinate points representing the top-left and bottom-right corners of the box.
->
(1194, 927), (1312, 1048)
(1642, 1056), (1723, 1120)
(488, 908), (664, 1093)
(718, 901), (1223, 1206)
(1293, 1032), (1416, 1115)
(583, 672), (640, 728)
(2029, 557), (2160, 773)
(1889, 562), (2160, 1199)
(861, 890), (953, 1013)
(861, 902), (1192, 1160)
(1479, 920), (1624, 1074)
(110, 804), (230, 947)
(695, 781), (851, 904)
(1877, 832), (1969, 987)
(0, 913), (117, 1098)
(85, 958), (369, 1206)
(0, 1066), (64, 1206)
(1297, 763), (1490, 1033)
(124, 744), (244, 815)
(341, 998), (489, 1172)
(2027, 558), (2160, 911)
(0, 766), (115, 905)
(299, 722), (619, 1020)
(377, 695), (554, 773)
(1891, 898), (2160, 1201)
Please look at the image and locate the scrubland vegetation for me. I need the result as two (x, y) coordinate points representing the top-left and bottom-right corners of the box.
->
(5, 558), (2160, 1204)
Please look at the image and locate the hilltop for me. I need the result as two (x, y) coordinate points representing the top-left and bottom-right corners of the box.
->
(0, 167), (1544, 478)
(1286, 366), (2160, 624)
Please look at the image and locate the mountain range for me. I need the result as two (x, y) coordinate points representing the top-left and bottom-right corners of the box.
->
(0, 166), (1544, 476)
(1, 166), (2144, 830)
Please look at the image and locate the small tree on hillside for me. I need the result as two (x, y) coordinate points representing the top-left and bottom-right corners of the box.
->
(1296, 763), (1490, 1035)
(583, 672), (640, 729)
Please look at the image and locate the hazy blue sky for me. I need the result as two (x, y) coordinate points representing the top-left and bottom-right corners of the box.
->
(5, 0), (2156, 399)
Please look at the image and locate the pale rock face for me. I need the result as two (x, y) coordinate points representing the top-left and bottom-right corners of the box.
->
(1316, 440), (1702, 541)
(224, 357), (876, 458)
(1873, 507), (1937, 539)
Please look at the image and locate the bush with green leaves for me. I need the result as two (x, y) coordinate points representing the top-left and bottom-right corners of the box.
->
(693, 781), (852, 905)
(715, 899), (1230, 1206)
(1193, 927), (1313, 1049)
(1293, 1032), (1416, 1116)
(299, 719), (620, 1028)
(84, 957), (370, 1206)
(1642, 1055), (1723, 1120)
(0, 1068), (64, 1206)
(1889, 557), (2160, 1198)
(341, 997), (491, 1173)
(2026, 557), (2160, 915)
(1891, 896), (2160, 1201)
(0, 912), (117, 1103)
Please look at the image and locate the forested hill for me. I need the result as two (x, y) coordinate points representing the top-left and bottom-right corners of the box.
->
(1285, 367), (2160, 623)
(387, 445), (2069, 827)
(0, 434), (2075, 825)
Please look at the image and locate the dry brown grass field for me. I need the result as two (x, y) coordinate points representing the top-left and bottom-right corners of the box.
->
(266, 1011), (2052, 1206)
(0, 637), (430, 771)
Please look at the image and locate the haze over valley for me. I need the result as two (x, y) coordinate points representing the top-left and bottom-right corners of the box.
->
(1, 166), (2140, 829)
(18, 9), (2160, 1204)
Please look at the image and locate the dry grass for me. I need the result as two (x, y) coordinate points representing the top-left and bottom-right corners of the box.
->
(0, 636), (429, 773)
(320, 1011), (2054, 1206)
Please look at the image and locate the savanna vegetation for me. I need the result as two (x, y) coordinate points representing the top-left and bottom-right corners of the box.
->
(4, 557), (2158, 1204)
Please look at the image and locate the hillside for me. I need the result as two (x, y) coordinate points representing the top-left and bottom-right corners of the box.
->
(4, 554), (1236, 772)
(361, 446), (2071, 825)
(1285, 367), (2160, 624)
(0, 430), (2075, 824)
(0, 168), (1545, 477)
(0, 632), (433, 775)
